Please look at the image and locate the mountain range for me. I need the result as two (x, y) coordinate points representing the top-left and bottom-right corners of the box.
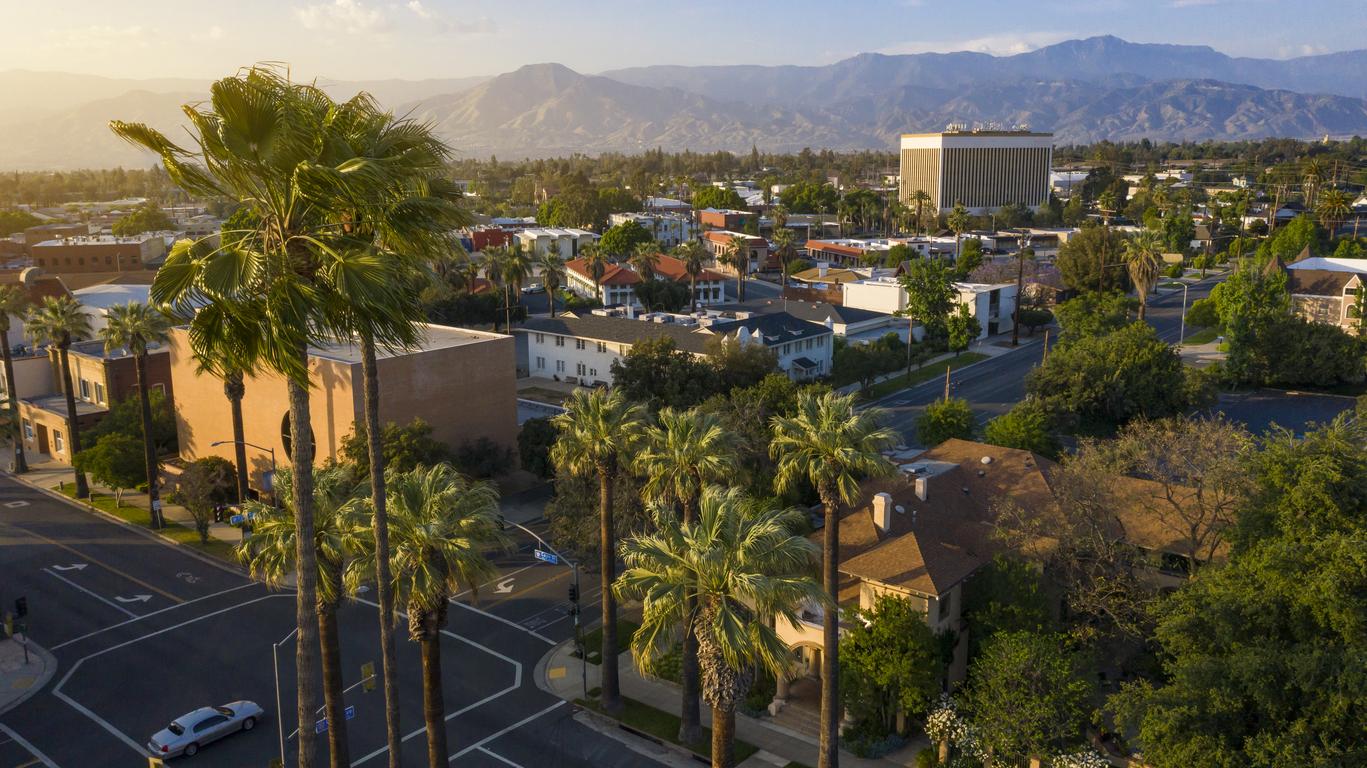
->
(5, 36), (1367, 170)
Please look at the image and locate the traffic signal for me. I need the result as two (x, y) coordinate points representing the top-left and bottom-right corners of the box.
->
(568, 584), (578, 603)
(213, 505), (223, 523)
(361, 662), (375, 692)
(14, 597), (26, 619)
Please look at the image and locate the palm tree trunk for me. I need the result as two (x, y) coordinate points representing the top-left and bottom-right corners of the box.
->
(58, 345), (88, 499)
(225, 370), (249, 505)
(818, 482), (840, 768)
(318, 594), (351, 768)
(598, 461), (622, 714)
(362, 332), (404, 768)
(134, 352), (162, 527)
(421, 631), (447, 768)
(287, 367), (320, 768)
(679, 490), (702, 744)
(3, 330), (27, 473)
(712, 704), (737, 768)
(690, 275), (697, 313)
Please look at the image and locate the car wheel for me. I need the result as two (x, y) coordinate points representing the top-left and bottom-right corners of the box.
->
(242, 717), (255, 730)
(184, 743), (199, 756)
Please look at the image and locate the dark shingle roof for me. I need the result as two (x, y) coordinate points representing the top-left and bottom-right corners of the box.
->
(518, 311), (829, 354)
(737, 298), (892, 326)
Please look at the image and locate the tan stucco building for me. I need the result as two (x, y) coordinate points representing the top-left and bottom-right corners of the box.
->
(170, 324), (518, 492)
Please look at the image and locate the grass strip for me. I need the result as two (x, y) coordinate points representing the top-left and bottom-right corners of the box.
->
(866, 352), (989, 400)
(1182, 326), (1222, 345)
(576, 695), (759, 762)
(53, 486), (238, 562)
(580, 619), (640, 665)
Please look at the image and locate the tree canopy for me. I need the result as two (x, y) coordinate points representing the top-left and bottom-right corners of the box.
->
(110, 202), (173, 236)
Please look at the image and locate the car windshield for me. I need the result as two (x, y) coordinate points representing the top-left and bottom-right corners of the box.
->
(214, 707), (234, 717)
(168, 723), (184, 736)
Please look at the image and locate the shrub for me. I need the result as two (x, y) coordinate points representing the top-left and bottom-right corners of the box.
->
(917, 747), (940, 768)
(1164, 261), (1185, 279)
(1191, 255), (1207, 270)
(454, 436), (516, 478)
(518, 417), (558, 479)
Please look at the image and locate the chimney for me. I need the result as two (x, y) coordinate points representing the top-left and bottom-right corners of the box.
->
(872, 493), (893, 533)
(818, 263), (828, 277)
(915, 476), (928, 502)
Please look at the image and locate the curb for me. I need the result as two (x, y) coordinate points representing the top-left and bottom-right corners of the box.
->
(7, 473), (251, 579)
(862, 340), (1034, 409)
(0, 636), (58, 716)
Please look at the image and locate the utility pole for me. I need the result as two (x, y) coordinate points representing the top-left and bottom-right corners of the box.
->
(1011, 230), (1029, 347)
(1043, 331), (1049, 361)
(943, 365), (951, 401)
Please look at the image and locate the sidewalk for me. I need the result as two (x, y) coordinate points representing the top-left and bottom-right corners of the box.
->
(0, 635), (56, 715)
(1178, 340), (1226, 369)
(539, 640), (927, 768)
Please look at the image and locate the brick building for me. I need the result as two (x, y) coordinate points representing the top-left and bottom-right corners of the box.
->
(30, 234), (164, 275)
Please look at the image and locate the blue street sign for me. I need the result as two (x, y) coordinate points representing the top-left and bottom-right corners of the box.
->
(534, 549), (558, 565)
(230, 514), (245, 525)
(316, 718), (327, 733)
(345, 706), (355, 721)
(247, 510), (257, 520)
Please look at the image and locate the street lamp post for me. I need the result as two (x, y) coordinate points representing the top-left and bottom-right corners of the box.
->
(1179, 282), (1190, 345)
(272, 626), (299, 766)
(210, 440), (278, 510)
(503, 520), (584, 698)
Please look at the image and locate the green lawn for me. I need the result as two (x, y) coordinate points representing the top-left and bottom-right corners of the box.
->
(866, 352), (989, 400)
(580, 619), (640, 665)
(576, 695), (760, 762)
(1182, 325), (1223, 345)
(53, 486), (239, 562)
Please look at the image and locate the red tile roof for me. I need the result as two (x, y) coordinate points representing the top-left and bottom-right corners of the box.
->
(653, 254), (726, 283)
(566, 258), (640, 286)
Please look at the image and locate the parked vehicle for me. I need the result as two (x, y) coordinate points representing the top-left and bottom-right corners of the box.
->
(522, 283), (545, 294)
(148, 701), (264, 758)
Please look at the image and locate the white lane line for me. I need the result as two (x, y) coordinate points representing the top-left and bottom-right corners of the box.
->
(477, 746), (524, 767)
(52, 593), (289, 760)
(449, 600), (556, 645)
(0, 724), (59, 768)
(43, 568), (137, 619)
(349, 598), (523, 766)
(449, 701), (567, 762)
(51, 581), (260, 651)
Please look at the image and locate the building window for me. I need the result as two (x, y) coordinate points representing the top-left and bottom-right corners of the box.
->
(535, 333), (545, 344)
(817, 336), (825, 347)
(37, 258), (44, 267)
(938, 593), (951, 621)
(78, 257), (85, 266)
(575, 339), (586, 350)
(79, 379), (91, 399)
(555, 360), (565, 373)
(589, 368), (597, 378)
(23, 421), (32, 441)
(105, 256), (112, 265)
(536, 357), (545, 369)
(54, 431), (64, 453)
(95, 383), (105, 404)
(152, 383), (165, 395)
(596, 341), (606, 353)
(555, 336), (565, 347)
(619, 344), (628, 354)
(576, 363), (586, 376)
(65, 258), (71, 266)
(806, 339), (814, 350)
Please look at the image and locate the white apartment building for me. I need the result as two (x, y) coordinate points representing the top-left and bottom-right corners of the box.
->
(516, 308), (834, 386)
(841, 276), (1018, 339)
(562, 254), (729, 308)
(515, 227), (600, 259)
(607, 212), (701, 247)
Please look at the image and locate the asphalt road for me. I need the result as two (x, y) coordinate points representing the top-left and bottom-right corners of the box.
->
(0, 478), (642, 768)
(870, 276), (1221, 446)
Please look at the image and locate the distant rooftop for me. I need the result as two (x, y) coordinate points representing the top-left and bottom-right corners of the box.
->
(33, 234), (158, 247)
(306, 324), (503, 364)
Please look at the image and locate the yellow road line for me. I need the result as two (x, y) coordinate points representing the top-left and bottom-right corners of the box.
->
(3, 522), (186, 604)
(476, 569), (571, 610)
(13, 758), (42, 768)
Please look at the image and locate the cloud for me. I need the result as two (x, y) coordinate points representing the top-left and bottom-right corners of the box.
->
(295, 0), (391, 34)
(1278, 44), (1330, 59)
(192, 26), (227, 42)
(405, 1), (496, 35)
(878, 32), (1073, 57)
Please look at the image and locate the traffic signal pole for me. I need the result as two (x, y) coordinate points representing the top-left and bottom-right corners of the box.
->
(504, 521), (586, 697)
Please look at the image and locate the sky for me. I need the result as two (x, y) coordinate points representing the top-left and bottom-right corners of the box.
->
(3, 0), (1363, 82)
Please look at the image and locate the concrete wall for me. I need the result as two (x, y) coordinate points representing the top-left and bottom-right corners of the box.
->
(0, 354), (51, 401)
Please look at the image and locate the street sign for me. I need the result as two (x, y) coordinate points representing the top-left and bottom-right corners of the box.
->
(345, 706), (354, 721)
(262, 471), (275, 491)
(316, 717), (328, 733)
(361, 662), (376, 692)
(230, 514), (245, 525)
(534, 549), (558, 565)
(247, 510), (257, 521)
(152, 500), (162, 512)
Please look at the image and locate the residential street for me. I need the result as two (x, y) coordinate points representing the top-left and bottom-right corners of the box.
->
(0, 478), (639, 768)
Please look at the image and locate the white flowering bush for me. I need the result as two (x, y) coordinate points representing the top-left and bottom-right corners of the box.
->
(1053, 748), (1114, 768)
(922, 694), (989, 764)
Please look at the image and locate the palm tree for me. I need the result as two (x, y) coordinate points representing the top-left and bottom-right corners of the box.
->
(0, 286), (31, 473)
(674, 240), (707, 312)
(97, 302), (171, 526)
(771, 228), (798, 289)
(770, 392), (898, 768)
(947, 202), (971, 261)
(1303, 158), (1325, 210)
(580, 243), (609, 304)
(550, 388), (648, 714)
(539, 245), (567, 319)
(910, 189), (932, 235)
(1318, 188), (1353, 239)
(617, 487), (827, 768)
(25, 296), (93, 498)
(727, 234), (751, 303)
(635, 408), (740, 743)
(238, 466), (366, 768)
(771, 204), (789, 231)
(1097, 190), (1118, 226)
(222, 369), (250, 505)
(630, 242), (660, 282)
(1122, 230), (1164, 321)
(348, 464), (510, 768)
(114, 68), (425, 768)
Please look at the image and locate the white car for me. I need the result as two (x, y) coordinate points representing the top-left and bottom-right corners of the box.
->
(148, 701), (264, 758)
(522, 283), (545, 294)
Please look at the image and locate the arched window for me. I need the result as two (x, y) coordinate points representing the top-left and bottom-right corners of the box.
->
(280, 413), (316, 457)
